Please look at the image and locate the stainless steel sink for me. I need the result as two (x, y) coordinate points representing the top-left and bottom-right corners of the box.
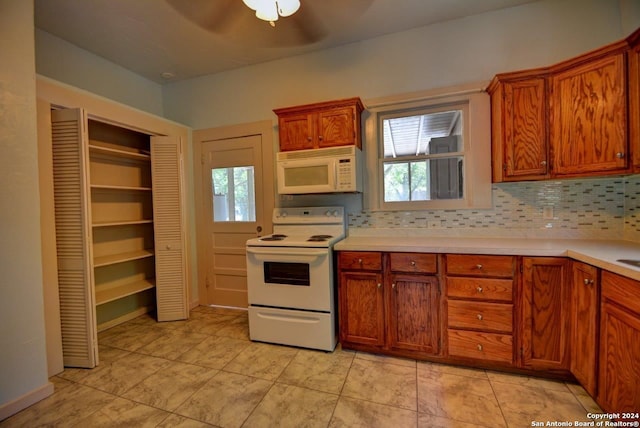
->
(616, 259), (640, 268)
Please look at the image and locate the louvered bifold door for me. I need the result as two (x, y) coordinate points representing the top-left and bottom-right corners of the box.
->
(151, 136), (189, 321)
(51, 108), (98, 368)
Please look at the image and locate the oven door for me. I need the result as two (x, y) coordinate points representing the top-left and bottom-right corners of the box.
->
(246, 246), (333, 312)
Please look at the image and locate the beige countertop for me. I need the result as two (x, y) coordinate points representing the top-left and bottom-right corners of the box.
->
(334, 236), (640, 281)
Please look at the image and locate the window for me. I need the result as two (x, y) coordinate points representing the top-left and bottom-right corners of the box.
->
(212, 166), (256, 221)
(364, 86), (492, 211)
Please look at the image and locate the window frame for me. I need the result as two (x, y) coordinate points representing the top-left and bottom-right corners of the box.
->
(363, 85), (492, 211)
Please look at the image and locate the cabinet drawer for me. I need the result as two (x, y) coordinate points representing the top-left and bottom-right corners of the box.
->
(339, 251), (382, 271)
(446, 255), (515, 278)
(448, 301), (513, 333)
(447, 277), (513, 302)
(602, 270), (640, 315)
(389, 253), (437, 274)
(448, 329), (513, 363)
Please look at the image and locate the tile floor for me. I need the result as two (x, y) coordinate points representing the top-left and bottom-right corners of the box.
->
(1, 306), (604, 427)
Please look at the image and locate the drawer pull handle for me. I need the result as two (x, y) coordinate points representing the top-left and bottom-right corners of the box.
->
(476, 264), (483, 270)
(358, 258), (362, 265)
(477, 314), (483, 320)
(477, 344), (483, 351)
(476, 287), (483, 293)
(410, 260), (416, 266)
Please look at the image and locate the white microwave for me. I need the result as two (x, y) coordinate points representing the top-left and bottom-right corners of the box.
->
(276, 146), (362, 194)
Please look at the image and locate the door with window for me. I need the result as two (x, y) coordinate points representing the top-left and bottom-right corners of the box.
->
(196, 123), (274, 308)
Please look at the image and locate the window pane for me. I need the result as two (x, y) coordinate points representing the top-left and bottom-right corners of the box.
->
(410, 161), (428, 200)
(212, 166), (256, 222)
(429, 157), (463, 200)
(383, 162), (409, 202)
(382, 110), (462, 158)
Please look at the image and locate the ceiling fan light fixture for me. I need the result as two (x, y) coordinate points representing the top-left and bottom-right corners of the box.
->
(242, 0), (300, 25)
(277, 0), (300, 17)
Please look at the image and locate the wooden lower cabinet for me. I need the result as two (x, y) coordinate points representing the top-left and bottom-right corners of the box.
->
(338, 252), (440, 357)
(521, 257), (571, 372)
(598, 271), (640, 412)
(570, 261), (599, 397)
(339, 270), (384, 346)
(445, 254), (516, 365)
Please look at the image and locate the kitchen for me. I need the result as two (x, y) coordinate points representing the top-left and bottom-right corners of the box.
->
(2, 0), (640, 426)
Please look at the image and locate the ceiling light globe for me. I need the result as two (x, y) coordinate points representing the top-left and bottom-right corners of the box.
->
(255, 1), (279, 22)
(276, 0), (300, 17)
(242, 0), (261, 11)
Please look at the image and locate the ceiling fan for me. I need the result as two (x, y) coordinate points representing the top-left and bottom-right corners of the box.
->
(165, 0), (373, 47)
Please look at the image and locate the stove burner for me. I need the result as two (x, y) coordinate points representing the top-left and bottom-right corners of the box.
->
(260, 234), (287, 241)
(307, 234), (333, 242)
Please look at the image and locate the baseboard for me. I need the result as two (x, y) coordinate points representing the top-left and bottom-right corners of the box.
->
(0, 382), (54, 421)
(190, 299), (199, 310)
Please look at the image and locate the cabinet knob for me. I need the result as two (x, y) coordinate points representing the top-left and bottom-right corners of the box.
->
(476, 286), (483, 293)
(377, 283), (382, 289)
(477, 314), (483, 320)
(616, 152), (625, 159)
(358, 258), (362, 265)
(583, 278), (594, 285)
(307, 136), (312, 141)
(392, 283), (396, 289)
(318, 135), (323, 141)
(540, 160), (547, 166)
(410, 260), (416, 266)
(477, 344), (483, 351)
(476, 264), (483, 270)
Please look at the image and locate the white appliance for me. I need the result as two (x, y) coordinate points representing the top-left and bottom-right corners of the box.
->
(276, 146), (362, 194)
(246, 206), (346, 351)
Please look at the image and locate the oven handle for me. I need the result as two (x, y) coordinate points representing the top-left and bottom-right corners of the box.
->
(246, 247), (328, 263)
(255, 311), (321, 324)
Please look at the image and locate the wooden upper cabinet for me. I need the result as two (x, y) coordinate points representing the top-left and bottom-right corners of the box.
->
(274, 97), (364, 152)
(488, 73), (549, 182)
(629, 30), (640, 172)
(551, 51), (628, 176)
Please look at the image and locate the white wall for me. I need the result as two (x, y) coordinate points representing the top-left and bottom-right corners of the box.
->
(35, 29), (164, 117)
(0, 0), (52, 418)
(162, 0), (629, 129)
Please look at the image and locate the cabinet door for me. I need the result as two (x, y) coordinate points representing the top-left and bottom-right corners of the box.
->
(598, 271), (640, 412)
(551, 53), (627, 176)
(503, 78), (548, 180)
(629, 40), (640, 172)
(278, 113), (314, 151)
(151, 136), (189, 321)
(570, 261), (599, 396)
(521, 257), (571, 371)
(339, 271), (385, 346)
(317, 107), (356, 148)
(388, 274), (439, 353)
(51, 108), (98, 368)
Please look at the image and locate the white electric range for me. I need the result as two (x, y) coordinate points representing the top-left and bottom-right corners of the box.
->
(245, 206), (345, 351)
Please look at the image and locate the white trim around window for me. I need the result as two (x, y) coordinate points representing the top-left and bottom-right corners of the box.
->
(362, 83), (493, 211)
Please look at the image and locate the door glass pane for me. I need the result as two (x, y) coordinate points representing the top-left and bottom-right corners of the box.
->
(212, 166), (256, 222)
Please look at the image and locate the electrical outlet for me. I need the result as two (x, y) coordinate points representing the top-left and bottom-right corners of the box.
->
(543, 206), (554, 220)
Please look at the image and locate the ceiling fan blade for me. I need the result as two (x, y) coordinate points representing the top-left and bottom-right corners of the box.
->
(165, 0), (245, 34)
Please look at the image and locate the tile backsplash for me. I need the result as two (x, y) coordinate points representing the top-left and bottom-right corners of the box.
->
(348, 175), (640, 241)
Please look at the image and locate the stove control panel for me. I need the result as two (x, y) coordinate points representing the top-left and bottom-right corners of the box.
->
(273, 206), (344, 224)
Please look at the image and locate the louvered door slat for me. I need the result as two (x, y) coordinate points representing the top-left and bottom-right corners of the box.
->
(151, 136), (188, 321)
(51, 108), (98, 368)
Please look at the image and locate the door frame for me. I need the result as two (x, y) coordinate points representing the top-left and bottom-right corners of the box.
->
(193, 120), (275, 306)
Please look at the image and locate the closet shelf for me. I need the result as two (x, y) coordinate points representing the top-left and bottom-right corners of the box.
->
(89, 144), (151, 161)
(91, 184), (152, 192)
(94, 249), (155, 268)
(95, 279), (155, 306)
(93, 219), (153, 228)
